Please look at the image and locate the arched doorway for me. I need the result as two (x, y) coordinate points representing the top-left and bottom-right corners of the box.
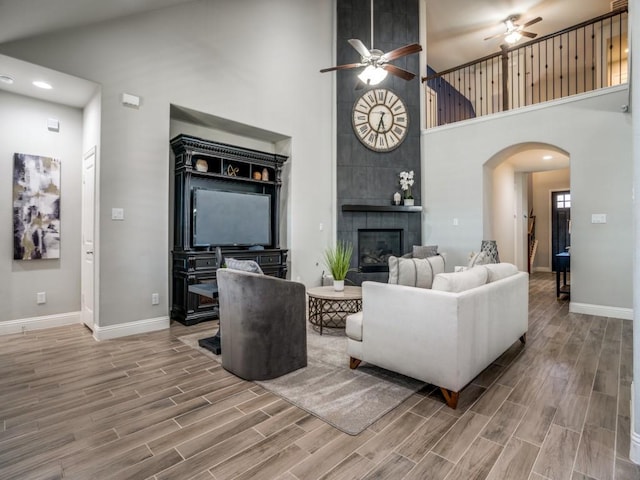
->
(483, 142), (570, 272)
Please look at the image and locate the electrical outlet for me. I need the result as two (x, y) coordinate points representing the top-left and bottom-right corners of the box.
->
(151, 293), (159, 305)
(37, 292), (46, 304)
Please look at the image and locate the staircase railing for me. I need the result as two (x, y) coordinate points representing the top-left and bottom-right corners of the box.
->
(422, 8), (628, 128)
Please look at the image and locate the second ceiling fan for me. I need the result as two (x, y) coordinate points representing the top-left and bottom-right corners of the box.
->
(485, 14), (543, 45)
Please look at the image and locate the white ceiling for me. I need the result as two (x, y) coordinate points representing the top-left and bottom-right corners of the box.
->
(425, 0), (612, 71)
(0, 53), (98, 108)
(0, 0), (615, 71)
(0, 0), (617, 172)
(0, 0), (195, 45)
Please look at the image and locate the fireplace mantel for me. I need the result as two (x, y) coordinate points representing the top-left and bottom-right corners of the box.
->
(341, 204), (423, 213)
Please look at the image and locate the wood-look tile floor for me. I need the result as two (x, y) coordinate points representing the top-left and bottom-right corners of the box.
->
(1, 273), (638, 480)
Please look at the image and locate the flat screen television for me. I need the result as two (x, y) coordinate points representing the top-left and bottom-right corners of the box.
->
(192, 188), (271, 247)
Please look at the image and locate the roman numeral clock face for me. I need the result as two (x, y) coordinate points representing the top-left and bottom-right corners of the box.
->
(352, 88), (408, 152)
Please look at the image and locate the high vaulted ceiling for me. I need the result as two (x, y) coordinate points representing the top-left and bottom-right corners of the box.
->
(0, 0), (615, 68)
(0, 0), (617, 105)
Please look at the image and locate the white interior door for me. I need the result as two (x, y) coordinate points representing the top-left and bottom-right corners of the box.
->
(81, 147), (96, 330)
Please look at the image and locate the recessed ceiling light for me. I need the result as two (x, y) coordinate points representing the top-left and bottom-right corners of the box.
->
(542, 155), (553, 160)
(0, 75), (14, 84)
(33, 80), (52, 89)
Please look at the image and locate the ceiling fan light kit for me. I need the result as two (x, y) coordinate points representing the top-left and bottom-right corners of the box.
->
(505, 31), (522, 44)
(358, 65), (388, 85)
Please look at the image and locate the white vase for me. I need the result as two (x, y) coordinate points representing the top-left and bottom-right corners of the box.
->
(404, 198), (414, 206)
(333, 279), (345, 291)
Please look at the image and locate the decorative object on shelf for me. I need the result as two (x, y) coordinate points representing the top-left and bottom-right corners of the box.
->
(253, 171), (262, 180)
(324, 240), (353, 292)
(399, 170), (414, 205)
(13, 153), (61, 260)
(226, 164), (239, 176)
(195, 159), (208, 172)
(393, 191), (401, 205)
(480, 240), (500, 263)
(262, 168), (269, 181)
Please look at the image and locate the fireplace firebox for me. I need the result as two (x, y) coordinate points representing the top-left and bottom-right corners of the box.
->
(358, 229), (403, 272)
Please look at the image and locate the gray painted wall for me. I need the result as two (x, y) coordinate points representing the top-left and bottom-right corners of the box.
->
(0, 0), (335, 327)
(424, 87), (633, 311)
(0, 91), (82, 321)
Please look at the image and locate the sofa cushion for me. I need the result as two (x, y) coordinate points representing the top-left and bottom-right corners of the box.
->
(225, 258), (264, 274)
(483, 263), (518, 282)
(432, 265), (488, 293)
(388, 255), (445, 289)
(346, 311), (363, 341)
(412, 245), (438, 259)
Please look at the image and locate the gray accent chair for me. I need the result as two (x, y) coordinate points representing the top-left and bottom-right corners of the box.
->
(216, 268), (307, 380)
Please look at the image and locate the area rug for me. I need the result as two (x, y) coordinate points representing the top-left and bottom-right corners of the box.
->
(178, 326), (426, 435)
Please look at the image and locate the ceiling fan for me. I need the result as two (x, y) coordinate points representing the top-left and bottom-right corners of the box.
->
(319, 0), (422, 85)
(484, 15), (543, 45)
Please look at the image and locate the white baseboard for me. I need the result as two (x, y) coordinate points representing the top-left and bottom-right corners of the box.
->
(631, 383), (640, 464)
(0, 311), (81, 335)
(93, 316), (170, 341)
(569, 302), (633, 320)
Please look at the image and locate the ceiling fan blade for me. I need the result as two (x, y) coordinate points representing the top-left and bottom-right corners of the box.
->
(320, 63), (363, 73)
(381, 43), (422, 62)
(382, 64), (416, 81)
(348, 38), (371, 58)
(522, 16), (542, 28)
(521, 31), (537, 39)
(484, 32), (505, 41)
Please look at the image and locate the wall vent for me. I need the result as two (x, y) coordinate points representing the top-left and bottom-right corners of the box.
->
(611, 0), (628, 11)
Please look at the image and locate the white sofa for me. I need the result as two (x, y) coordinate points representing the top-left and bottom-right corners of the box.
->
(346, 263), (528, 408)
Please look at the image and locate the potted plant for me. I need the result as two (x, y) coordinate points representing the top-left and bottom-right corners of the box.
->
(323, 240), (353, 291)
(399, 170), (415, 206)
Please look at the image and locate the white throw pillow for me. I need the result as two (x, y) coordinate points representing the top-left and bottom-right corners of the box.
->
(483, 263), (518, 282)
(432, 265), (488, 293)
(388, 255), (445, 289)
(467, 251), (489, 268)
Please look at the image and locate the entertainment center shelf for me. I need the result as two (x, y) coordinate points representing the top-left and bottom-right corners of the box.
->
(189, 155), (276, 185)
(170, 134), (289, 326)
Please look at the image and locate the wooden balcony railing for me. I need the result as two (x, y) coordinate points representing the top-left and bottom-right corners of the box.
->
(422, 8), (628, 128)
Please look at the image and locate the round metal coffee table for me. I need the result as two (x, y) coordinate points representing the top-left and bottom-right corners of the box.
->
(307, 286), (362, 335)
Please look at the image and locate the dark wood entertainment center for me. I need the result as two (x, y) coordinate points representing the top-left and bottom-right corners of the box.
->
(170, 134), (288, 325)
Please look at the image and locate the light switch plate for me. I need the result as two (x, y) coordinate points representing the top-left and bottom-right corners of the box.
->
(112, 208), (124, 220)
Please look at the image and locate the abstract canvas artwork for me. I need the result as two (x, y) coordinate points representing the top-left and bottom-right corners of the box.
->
(13, 153), (61, 260)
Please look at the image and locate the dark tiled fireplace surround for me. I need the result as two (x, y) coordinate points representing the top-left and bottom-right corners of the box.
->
(335, 0), (421, 285)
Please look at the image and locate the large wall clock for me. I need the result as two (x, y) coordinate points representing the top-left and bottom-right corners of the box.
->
(352, 88), (409, 152)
